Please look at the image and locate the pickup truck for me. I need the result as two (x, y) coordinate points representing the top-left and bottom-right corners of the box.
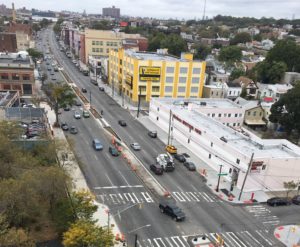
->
(159, 201), (185, 221)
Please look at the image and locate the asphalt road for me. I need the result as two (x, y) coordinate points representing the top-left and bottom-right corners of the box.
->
(33, 27), (299, 246)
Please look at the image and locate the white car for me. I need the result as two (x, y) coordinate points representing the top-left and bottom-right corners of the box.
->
(74, 111), (81, 119)
(130, 143), (141, 151)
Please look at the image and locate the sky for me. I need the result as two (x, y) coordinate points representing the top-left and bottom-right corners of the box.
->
(4, 0), (300, 20)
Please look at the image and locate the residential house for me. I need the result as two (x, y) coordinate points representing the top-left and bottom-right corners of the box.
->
(6, 23), (33, 51)
(283, 72), (300, 85)
(234, 76), (258, 99)
(203, 83), (227, 99)
(226, 80), (242, 100)
(257, 83), (293, 102)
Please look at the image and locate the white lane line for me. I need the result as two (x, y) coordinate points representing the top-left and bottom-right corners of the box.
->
(154, 238), (167, 247)
(186, 192), (200, 202)
(94, 154), (98, 160)
(109, 194), (119, 204)
(118, 171), (130, 186)
(202, 192), (215, 202)
(165, 237), (175, 247)
(94, 185), (143, 189)
(172, 192), (186, 202)
(141, 192), (154, 203)
(227, 232), (248, 247)
(94, 186), (118, 189)
(171, 236), (188, 246)
(132, 192), (142, 203)
(170, 236), (181, 247)
(242, 231), (263, 247)
(105, 173), (114, 187)
(180, 192), (192, 202)
(255, 230), (274, 246)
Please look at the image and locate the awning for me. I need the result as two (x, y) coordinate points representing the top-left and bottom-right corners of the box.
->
(245, 119), (267, 125)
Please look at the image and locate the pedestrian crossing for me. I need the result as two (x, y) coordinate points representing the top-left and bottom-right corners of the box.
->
(95, 191), (220, 205)
(137, 230), (278, 247)
(244, 205), (280, 227)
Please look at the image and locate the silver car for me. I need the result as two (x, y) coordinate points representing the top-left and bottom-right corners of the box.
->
(74, 111), (81, 119)
(130, 142), (141, 151)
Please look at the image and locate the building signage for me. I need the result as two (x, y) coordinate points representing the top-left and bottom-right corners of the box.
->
(125, 74), (133, 89)
(139, 66), (161, 81)
(251, 161), (264, 172)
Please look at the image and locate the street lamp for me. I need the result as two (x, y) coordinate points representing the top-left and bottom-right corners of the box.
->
(128, 224), (151, 247)
(216, 164), (224, 192)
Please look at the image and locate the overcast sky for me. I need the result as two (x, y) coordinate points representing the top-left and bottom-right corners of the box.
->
(4, 0), (300, 20)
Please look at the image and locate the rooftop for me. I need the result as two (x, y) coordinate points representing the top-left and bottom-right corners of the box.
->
(152, 98), (300, 159)
(125, 50), (190, 62)
(0, 52), (33, 68)
(0, 91), (19, 107)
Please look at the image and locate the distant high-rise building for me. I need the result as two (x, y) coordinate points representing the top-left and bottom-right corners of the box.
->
(102, 6), (120, 19)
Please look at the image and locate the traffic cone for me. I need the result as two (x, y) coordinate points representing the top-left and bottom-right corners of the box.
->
(164, 191), (171, 197)
(115, 233), (120, 241)
(120, 233), (125, 242)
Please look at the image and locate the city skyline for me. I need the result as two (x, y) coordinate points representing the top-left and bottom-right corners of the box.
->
(3, 0), (299, 20)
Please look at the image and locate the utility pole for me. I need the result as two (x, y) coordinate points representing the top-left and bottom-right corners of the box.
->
(107, 210), (110, 235)
(216, 164), (223, 192)
(202, 0), (207, 20)
(238, 153), (254, 201)
(89, 91), (92, 105)
(167, 110), (172, 145)
(137, 86), (142, 118)
(134, 234), (138, 247)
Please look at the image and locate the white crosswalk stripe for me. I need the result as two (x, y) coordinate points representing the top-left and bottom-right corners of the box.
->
(96, 192), (154, 205)
(244, 205), (280, 227)
(137, 230), (277, 247)
(171, 191), (219, 203)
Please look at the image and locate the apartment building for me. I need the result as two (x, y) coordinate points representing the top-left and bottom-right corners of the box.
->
(0, 52), (35, 97)
(102, 6), (120, 19)
(109, 49), (206, 105)
(6, 23), (33, 51)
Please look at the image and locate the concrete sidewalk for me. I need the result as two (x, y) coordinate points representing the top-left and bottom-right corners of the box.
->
(274, 225), (300, 247)
(41, 102), (125, 246)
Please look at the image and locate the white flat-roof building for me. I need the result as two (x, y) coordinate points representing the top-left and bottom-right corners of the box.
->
(150, 98), (300, 192)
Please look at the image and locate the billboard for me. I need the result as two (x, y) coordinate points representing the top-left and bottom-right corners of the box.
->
(125, 74), (133, 89)
(139, 66), (161, 81)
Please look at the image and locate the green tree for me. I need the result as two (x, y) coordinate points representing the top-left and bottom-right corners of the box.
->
(283, 180), (298, 198)
(230, 32), (252, 45)
(72, 190), (97, 221)
(27, 48), (43, 61)
(230, 68), (245, 81)
(193, 44), (211, 60)
(253, 33), (262, 42)
(32, 23), (41, 32)
(255, 60), (287, 84)
(160, 34), (187, 56)
(63, 220), (114, 247)
(269, 81), (300, 136)
(219, 46), (242, 64)
(148, 32), (166, 52)
(43, 83), (76, 126)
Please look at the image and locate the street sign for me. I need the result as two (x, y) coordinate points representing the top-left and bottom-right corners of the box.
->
(218, 173), (228, 176)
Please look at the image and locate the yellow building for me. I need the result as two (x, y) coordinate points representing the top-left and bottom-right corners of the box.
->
(108, 49), (206, 105)
(84, 29), (144, 62)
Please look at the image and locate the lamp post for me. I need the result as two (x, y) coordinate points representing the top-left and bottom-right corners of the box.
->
(137, 86), (142, 118)
(127, 224), (151, 247)
(216, 164), (223, 192)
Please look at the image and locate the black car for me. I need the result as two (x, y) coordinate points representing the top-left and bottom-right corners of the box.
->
(148, 130), (157, 138)
(292, 195), (300, 205)
(174, 154), (186, 163)
(64, 106), (71, 111)
(150, 164), (163, 175)
(81, 88), (87, 93)
(183, 161), (196, 171)
(61, 122), (69, 131)
(70, 126), (78, 134)
(109, 146), (119, 156)
(99, 87), (105, 91)
(118, 120), (127, 127)
(75, 101), (82, 106)
(267, 197), (291, 207)
(159, 201), (185, 221)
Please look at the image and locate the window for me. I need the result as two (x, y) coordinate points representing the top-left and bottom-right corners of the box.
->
(192, 77), (200, 84)
(92, 41), (96, 45)
(95, 41), (99, 45)
(237, 123), (240, 126)
(106, 41), (110, 46)
(193, 68), (201, 74)
(166, 77), (173, 83)
(178, 86), (185, 93)
(229, 91), (232, 95)
(239, 113), (242, 117)
(179, 77), (186, 83)
(248, 111), (251, 116)
(190, 87), (198, 93)
(259, 112), (262, 116)
(163, 86), (172, 93)
(212, 113), (215, 117)
(216, 92), (219, 96)
(227, 123), (229, 126)
(233, 123), (236, 126)
(1, 73), (9, 80)
(209, 154), (211, 159)
(23, 74), (30, 80)
(228, 114), (231, 117)
(100, 48), (103, 52)
(207, 113), (210, 116)
(139, 86), (146, 92)
(253, 111), (257, 116)
(236, 159), (240, 164)
(23, 84), (32, 95)
(211, 91), (214, 96)
(224, 113), (227, 117)
(166, 67), (174, 73)
(235, 114), (238, 117)
(262, 164), (266, 170)
(211, 142), (213, 147)
(107, 49), (109, 53)
(180, 67), (188, 73)
(152, 86), (160, 92)
(12, 73), (20, 80)
(92, 48), (96, 52)
(218, 113), (221, 117)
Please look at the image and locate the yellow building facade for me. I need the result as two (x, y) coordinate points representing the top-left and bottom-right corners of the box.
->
(108, 49), (206, 104)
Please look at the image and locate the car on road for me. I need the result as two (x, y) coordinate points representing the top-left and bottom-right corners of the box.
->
(61, 122), (69, 131)
(292, 195), (300, 205)
(156, 154), (175, 172)
(159, 201), (185, 221)
(183, 161), (196, 171)
(109, 146), (119, 156)
(267, 197), (291, 207)
(92, 139), (103, 151)
(118, 120), (127, 127)
(63, 106), (70, 111)
(50, 72), (55, 75)
(130, 143), (141, 151)
(70, 126), (78, 134)
(150, 164), (163, 175)
(174, 153), (186, 163)
(148, 130), (157, 138)
(166, 145), (177, 154)
(83, 110), (90, 118)
(81, 88), (87, 93)
(51, 77), (56, 80)
(75, 101), (82, 106)
(74, 111), (81, 119)
(99, 86), (105, 91)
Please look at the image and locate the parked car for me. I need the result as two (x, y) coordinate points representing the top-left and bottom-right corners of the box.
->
(174, 153), (186, 163)
(61, 122), (69, 131)
(148, 130), (157, 138)
(130, 143), (141, 151)
(159, 201), (185, 221)
(64, 106), (70, 111)
(75, 101), (82, 106)
(99, 86), (105, 92)
(166, 145), (177, 154)
(183, 161), (196, 171)
(92, 139), (103, 151)
(109, 146), (119, 156)
(267, 197), (291, 207)
(118, 120), (127, 127)
(74, 111), (81, 119)
(81, 88), (87, 93)
(292, 195), (300, 205)
(70, 126), (78, 134)
(156, 154), (175, 172)
(150, 164), (163, 175)
(83, 110), (90, 118)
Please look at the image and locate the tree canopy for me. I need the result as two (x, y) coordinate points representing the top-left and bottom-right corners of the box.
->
(192, 44), (211, 60)
(255, 60), (287, 84)
(230, 32), (252, 45)
(219, 46), (242, 64)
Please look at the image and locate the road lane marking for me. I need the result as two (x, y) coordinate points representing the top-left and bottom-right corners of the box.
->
(118, 171), (130, 186)
(141, 192), (154, 203)
(94, 185), (143, 189)
(105, 173), (114, 187)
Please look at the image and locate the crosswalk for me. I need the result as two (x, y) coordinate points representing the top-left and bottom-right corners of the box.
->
(96, 191), (220, 206)
(244, 205), (280, 227)
(137, 230), (279, 247)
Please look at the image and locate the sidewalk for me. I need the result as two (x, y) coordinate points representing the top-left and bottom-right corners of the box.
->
(274, 225), (300, 247)
(40, 102), (125, 246)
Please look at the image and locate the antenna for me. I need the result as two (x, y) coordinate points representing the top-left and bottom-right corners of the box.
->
(202, 0), (207, 20)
